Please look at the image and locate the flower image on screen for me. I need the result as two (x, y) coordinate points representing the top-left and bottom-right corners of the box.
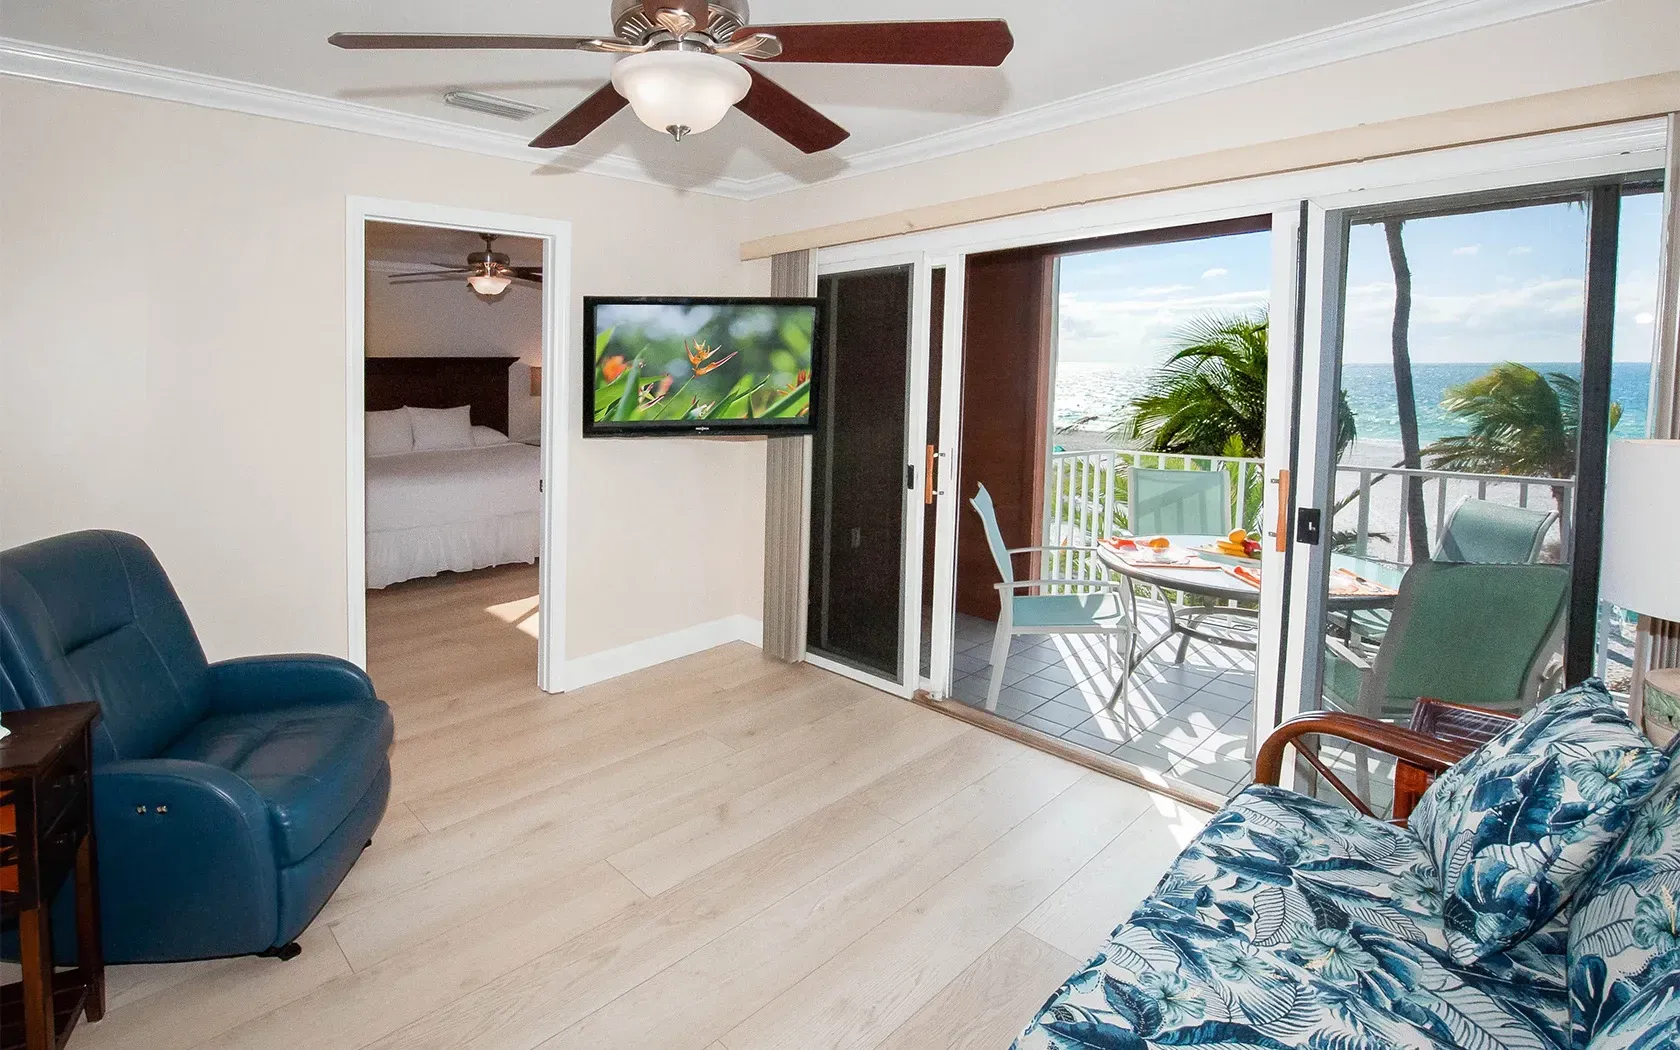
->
(585, 298), (820, 435)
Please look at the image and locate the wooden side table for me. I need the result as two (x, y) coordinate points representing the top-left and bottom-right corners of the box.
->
(1392, 698), (1517, 824)
(1, 704), (104, 1050)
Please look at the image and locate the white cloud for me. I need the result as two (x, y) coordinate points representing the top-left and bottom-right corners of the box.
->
(1202, 267), (1229, 280)
(1636, 312), (1655, 325)
(1057, 287), (1268, 365)
(1452, 244), (1481, 257)
(1509, 246), (1534, 256)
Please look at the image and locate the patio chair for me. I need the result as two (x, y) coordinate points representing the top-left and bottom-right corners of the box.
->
(1435, 497), (1557, 564)
(970, 484), (1130, 712)
(1322, 560), (1570, 798)
(1342, 497), (1559, 644)
(1124, 466), (1253, 663)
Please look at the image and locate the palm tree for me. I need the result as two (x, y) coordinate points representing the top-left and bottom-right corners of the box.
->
(1422, 362), (1621, 515)
(1122, 310), (1355, 459)
(1384, 221), (1432, 563)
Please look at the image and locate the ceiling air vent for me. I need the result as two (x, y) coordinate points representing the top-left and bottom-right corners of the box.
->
(442, 90), (547, 121)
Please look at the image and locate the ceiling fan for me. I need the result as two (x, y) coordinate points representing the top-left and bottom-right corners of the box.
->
(386, 234), (541, 298)
(329, 1), (1014, 154)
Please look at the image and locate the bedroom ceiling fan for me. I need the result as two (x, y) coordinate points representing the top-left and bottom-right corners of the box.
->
(386, 234), (541, 298)
(329, 1), (1014, 154)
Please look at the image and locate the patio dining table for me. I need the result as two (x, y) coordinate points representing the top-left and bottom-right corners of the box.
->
(1095, 535), (1404, 705)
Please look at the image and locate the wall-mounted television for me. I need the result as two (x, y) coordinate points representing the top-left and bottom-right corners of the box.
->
(582, 296), (824, 437)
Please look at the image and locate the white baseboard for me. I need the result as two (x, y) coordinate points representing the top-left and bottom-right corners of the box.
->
(562, 614), (763, 691)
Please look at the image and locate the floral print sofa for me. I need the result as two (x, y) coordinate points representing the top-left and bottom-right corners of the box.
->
(1012, 682), (1680, 1050)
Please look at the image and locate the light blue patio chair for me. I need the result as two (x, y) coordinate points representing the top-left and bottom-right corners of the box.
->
(1124, 466), (1252, 664)
(1126, 467), (1232, 537)
(971, 484), (1130, 712)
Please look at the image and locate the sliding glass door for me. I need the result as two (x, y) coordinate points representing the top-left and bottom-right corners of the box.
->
(1282, 175), (1665, 814)
(806, 258), (936, 694)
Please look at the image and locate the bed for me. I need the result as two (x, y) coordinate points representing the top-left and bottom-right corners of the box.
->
(364, 357), (542, 589)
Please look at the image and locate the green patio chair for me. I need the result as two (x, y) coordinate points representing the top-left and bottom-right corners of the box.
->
(1435, 497), (1558, 564)
(970, 484), (1130, 712)
(1343, 497), (1559, 645)
(1323, 560), (1570, 797)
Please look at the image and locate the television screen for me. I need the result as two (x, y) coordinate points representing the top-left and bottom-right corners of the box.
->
(583, 296), (823, 436)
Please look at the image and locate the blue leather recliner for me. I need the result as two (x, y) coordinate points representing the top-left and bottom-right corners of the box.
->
(0, 531), (393, 963)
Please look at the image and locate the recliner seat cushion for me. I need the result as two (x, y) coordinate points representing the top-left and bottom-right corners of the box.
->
(1012, 785), (1571, 1050)
(162, 698), (394, 864)
(1410, 680), (1669, 965)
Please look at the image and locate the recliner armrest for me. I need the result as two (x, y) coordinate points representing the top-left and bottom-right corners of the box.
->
(92, 758), (282, 959)
(207, 654), (376, 714)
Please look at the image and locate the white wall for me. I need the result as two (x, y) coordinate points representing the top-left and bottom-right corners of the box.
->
(742, 0), (1680, 242)
(364, 259), (543, 441)
(0, 77), (770, 664)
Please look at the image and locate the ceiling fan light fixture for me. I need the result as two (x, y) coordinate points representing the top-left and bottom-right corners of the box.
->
(610, 50), (749, 141)
(468, 272), (513, 296)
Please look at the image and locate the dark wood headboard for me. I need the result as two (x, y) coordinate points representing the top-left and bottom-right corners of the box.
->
(365, 357), (519, 435)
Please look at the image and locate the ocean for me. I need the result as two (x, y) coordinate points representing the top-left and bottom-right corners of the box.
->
(1053, 360), (1653, 445)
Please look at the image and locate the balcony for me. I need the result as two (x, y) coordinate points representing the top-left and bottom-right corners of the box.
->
(950, 446), (1619, 805)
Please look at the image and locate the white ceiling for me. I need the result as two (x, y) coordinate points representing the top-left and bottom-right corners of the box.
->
(3, 0), (1588, 197)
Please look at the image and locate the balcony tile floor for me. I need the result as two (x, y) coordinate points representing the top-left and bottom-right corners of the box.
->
(948, 611), (1395, 812)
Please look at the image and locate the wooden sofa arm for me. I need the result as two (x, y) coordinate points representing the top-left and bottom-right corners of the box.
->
(1254, 712), (1477, 820)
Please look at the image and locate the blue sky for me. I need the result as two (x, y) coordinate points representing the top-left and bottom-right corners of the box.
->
(1055, 191), (1663, 369)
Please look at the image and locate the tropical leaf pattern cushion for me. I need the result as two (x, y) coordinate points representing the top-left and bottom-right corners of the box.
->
(1567, 755), (1680, 1047)
(1409, 680), (1669, 965)
(1012, 784), (1571, 1050)
(1582, 970), (1680, 1050)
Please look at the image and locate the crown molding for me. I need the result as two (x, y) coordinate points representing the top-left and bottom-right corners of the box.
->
(734, 0), (1603, 198)
(1, 0), (1600, 203)
(0, 36), (766, 200)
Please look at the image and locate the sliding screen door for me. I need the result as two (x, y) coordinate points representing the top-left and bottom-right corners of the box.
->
(808, 266), (916, 683)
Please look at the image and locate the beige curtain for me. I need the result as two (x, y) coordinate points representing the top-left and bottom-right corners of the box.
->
(1652, 116), (1680, 661)
(762, 251), (816, 662)
(1636, 114), (1680, 709)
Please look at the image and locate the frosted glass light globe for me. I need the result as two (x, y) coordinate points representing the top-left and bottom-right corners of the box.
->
(468, 273), (513, 296)
(611, 51), (750, 140)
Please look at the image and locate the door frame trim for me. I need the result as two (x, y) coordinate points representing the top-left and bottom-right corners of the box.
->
(345, 196), (572, 693)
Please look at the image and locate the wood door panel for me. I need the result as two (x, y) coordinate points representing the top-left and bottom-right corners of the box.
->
(955, 250), (1054, 620)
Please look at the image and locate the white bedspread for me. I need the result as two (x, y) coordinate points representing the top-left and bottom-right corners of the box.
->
(366, 443), (542, 587)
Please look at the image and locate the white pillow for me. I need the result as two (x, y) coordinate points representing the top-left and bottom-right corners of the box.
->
(471, 425), (509, 447)
(408, 405), (474, 451)
(365, 409), (413, 457)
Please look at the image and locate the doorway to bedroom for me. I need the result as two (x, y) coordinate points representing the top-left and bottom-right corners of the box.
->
(350, 204), (569, 708)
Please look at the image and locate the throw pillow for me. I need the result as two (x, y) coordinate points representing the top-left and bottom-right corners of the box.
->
(408, 405), (474, 451)
(365, 409), (412, 457)
(1410, 679), (1669, 965)
(1568, 755), (1680, 1047)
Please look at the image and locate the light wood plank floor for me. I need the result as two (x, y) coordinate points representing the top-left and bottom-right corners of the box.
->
(74, 565), (1210, 1050)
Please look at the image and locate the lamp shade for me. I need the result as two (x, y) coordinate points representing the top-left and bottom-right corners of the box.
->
(1600, 439), (1680, 622)
(611, 51), (750, 139)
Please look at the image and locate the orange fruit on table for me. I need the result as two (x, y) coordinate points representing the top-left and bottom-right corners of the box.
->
(1146, 536), (1171, 550)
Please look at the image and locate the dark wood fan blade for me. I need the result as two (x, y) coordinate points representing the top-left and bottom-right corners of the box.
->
(511, 268), (544, 283)
(734, 68), (848, 154)
(387, 268), (471, 278)
(735, 20), (1014, 66)
(390, 275), (469, 284)
(329, 33), (607, 50)
(528, 82), (627, 148)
